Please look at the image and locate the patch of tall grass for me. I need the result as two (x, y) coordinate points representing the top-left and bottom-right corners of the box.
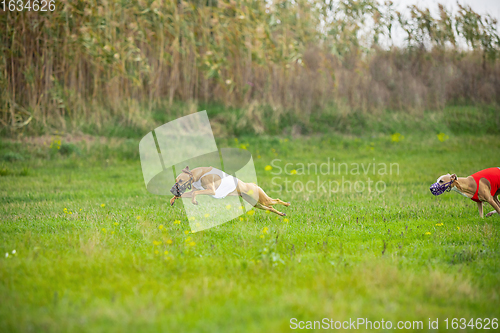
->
(1, 1), (499, 135)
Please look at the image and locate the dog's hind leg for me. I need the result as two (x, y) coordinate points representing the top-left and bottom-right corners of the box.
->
(267, 198), (291, 207)
(486, 194), (500, 217)
(256, 187), (290, 207)
(236, 182), (290, 214)
(254, 202), (286, 216)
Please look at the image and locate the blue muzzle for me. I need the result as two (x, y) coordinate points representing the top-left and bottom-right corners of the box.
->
(429, 180), (453, 196)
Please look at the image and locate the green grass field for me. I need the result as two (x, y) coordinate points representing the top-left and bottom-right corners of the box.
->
(1, 131), (500, 332)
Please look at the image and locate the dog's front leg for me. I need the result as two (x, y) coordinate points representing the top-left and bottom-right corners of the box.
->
(170, 191), (195, 206)
(487, 196), (500, 217)
(477, 201), (484, 218)
(191, 187), (215, 205)
(485, 196), (500, 217)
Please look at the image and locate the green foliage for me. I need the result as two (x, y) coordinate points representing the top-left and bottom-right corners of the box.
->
(455, 4), (500, 64)
(83, 103), (500, 138)
(19, 167), (29, 176)
(1, 151), (24, 162)
(58, 143), (81, 156)
(397, 4), (456, 48)
(0, 165), (10, 176)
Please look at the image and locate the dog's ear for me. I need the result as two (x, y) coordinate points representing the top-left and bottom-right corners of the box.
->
(182, 166), (193, 175)
(450, 173), (461, 190)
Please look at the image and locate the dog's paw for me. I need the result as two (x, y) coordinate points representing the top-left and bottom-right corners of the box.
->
(286, 202), (291, 207)
(486, 211), (497, 217)
(191, 200), (199, 205)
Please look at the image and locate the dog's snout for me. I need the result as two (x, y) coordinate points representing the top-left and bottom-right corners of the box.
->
(429, 181), (449, 196)
(170, 183), (180, 196)
(429, 183), (439, 195)
(170, 179), (192, 197)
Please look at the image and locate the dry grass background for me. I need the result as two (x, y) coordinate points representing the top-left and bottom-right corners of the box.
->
(1, 0), (499, 135)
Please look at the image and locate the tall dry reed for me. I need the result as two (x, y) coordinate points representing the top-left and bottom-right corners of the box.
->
(1, 0), (499, 133)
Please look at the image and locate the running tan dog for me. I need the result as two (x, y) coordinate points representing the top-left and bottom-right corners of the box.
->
(430, 167), (500, 218)
(170, 166), (290, 216)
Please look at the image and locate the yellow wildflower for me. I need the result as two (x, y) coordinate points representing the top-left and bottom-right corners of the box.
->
(437, 133), (449, 142)
(290, 169), (297, 175)
(101, 204), (106, 208)
(260, 235), (264, 239)
(185, 236), (192, 242)
(204, 213), (210, 218)
(284, 218), (289, 223)
(391, 133), (404, 143)
(166, 239), (173, 245)
(153, 240), (162, 246)
(247, 210), (255, 216)
(226, 204), (232, 210)
(137, 216), (141, 220)
(184, 230), (190, 235)
(425, 232), (431, 235)
(102, 228), (106, 233)
(265, 165), (272, 171)
(261, 227), (269, 234)
(239, 217), (244, 221)
(114, 222), (119, 226)
(189, 241), (196, 246)
(164, 250), (169, 255)
(158, 224), (164, 230)
(174, 220), (181, 224)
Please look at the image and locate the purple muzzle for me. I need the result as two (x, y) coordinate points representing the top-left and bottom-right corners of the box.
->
(429, 180), (453, 196)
